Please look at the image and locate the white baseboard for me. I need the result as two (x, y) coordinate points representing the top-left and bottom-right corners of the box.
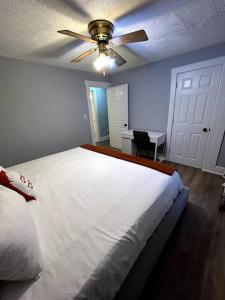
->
(202, 167), (225, 176)
(99, 135), (109, 142)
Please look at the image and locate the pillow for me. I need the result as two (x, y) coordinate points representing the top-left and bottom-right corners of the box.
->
(0, 169), (36, 201)
(0, 186), (42, 281)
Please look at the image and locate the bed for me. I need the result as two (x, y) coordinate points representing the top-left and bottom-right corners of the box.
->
(0, 146), (188, 300)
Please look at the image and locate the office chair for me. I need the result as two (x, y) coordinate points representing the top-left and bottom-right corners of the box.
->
(133, 130), (155, 158)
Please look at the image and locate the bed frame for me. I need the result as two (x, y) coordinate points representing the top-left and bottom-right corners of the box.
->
(114, 186), (189, 300)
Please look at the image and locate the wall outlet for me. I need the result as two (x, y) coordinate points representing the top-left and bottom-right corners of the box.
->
(83, 114), (88, 120)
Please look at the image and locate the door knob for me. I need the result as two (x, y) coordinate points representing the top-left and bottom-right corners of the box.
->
(124, 124), (127, 127)
(203, 128), (210, 132)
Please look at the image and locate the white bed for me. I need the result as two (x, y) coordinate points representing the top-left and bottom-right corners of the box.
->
(0, 147), (183, 300)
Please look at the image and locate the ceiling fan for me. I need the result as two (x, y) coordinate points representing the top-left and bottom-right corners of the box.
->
(58, 19), (148, 73)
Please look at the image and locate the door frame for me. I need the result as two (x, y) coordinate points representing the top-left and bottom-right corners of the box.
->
(89, 90), (100, 142)
(167, 56), (225, 175)
(85, 80), (111, 145)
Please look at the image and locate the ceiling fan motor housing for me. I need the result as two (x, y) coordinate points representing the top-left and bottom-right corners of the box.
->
(88, 20), (114, 44)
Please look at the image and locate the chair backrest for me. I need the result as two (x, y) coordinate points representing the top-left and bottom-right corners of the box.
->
(133, 131), (150, 150)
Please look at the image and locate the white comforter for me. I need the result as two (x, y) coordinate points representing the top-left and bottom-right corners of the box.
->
(1, 147), (182, 300)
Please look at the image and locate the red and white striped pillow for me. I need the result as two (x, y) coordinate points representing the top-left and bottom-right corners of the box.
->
(0, 167), (36, 201)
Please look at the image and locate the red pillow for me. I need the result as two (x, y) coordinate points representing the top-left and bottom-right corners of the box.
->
(0, 170), (36, 201)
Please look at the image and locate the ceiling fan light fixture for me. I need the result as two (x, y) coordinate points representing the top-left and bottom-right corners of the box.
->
(58, 19), (148, 70)
(93, 53), (115, 71)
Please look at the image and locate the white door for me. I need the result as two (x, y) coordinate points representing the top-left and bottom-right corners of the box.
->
(169, 65), (222, 168)
(107, 84), (128, 149)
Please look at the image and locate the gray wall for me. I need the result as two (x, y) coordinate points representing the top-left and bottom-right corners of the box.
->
(90, 87), (109, 138)
(1, 42), (225, 168)
(0, 56), (106, 167)
(109, 42), (225, 167)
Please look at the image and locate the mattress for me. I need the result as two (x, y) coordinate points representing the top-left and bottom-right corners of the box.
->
(0, 147), (183, 300)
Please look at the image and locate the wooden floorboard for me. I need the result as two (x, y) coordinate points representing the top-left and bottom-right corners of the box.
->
(140, 164), (225, 300)
(96, 140), (121, 152)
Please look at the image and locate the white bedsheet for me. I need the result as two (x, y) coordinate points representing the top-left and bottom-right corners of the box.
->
(0, 147), (183, 300)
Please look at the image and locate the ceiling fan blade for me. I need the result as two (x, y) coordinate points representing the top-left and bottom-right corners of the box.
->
(71, 48), (97, 63)
(110, 30), (148, 46)
(108, 48), (126, 67)
(58, 30), (96, 44)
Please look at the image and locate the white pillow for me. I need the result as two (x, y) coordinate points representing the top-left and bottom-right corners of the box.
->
(0, 169), (36, 201)
(0, 186), (42, 281)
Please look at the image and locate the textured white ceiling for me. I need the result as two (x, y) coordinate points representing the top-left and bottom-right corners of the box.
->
(0, 0), (225, 74)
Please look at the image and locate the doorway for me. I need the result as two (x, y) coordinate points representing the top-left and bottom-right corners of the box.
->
(89, 87), (110, 147)
(85, 81), (128, 151)
(85, 81), (111, 148)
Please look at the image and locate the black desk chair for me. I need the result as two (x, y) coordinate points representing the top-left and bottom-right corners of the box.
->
(133, 130), (155, 158)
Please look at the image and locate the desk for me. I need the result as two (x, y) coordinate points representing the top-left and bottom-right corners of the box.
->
(122, 129), (166, 161)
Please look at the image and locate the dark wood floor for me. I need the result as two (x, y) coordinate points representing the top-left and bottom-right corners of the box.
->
(96, 140), (120, 152)
(96, 140), (111, 148)
(140, 164), (225, 300)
